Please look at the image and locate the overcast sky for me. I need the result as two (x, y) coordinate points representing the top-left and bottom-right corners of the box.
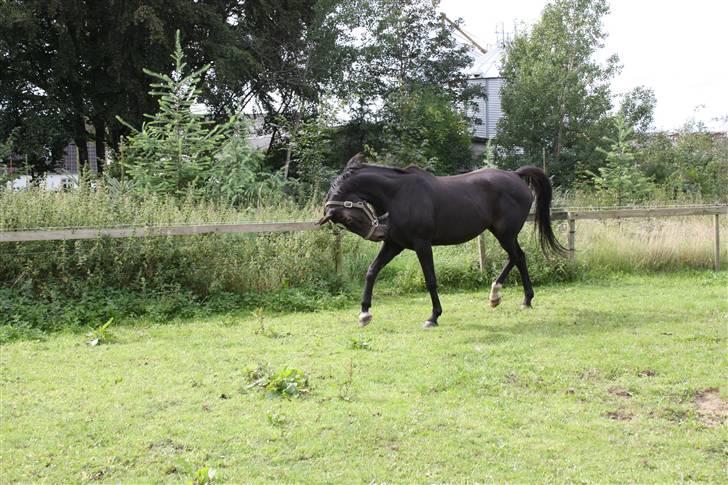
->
(439, 0), (728, 131)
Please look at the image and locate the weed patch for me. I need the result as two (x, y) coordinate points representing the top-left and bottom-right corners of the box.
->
(245, 363), (310, 399)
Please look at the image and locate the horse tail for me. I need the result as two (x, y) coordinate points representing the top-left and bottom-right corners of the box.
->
(516, 166), (567, 257)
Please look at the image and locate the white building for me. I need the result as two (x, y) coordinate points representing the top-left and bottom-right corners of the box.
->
(466, 45), (505, 142)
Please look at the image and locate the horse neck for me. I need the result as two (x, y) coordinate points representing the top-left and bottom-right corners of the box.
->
(344, 167), (402, 209)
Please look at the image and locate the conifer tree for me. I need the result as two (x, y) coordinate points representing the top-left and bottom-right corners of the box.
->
(118, 31), (233, 198)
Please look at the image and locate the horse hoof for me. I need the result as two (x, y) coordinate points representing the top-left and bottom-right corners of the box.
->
(490, 298), (501, 308)
(422, 320), (438, 329)
(520, 303), (532, 310)
(358, 312), (372, 327)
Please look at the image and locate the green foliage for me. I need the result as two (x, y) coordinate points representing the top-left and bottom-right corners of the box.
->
(187, 467), (216, 485)
(1, 0), (325, 173)
(283, 110), (338, 200)
(117, 32), (229, 197)
(376, 85), (474, 174)
(619, 86), (657, 135)
(497, 0), (619, 186)
(348, 336), (372, 350)
(118, 31), (277, 204)
(329, 0), (473, 116)
(265, 368), (310, 398)
(86, 317), (115, 346)
(640, 125), (728, 202)
(590, 116), (655, 205)
(246, 364), (310, 399)
(207, 119), (284, 206)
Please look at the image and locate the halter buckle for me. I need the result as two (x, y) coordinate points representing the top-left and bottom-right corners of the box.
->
(344, 201), (353, 208)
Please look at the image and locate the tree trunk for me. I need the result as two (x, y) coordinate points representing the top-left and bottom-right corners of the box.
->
(73, 112), (89, 171)
(93, 116), (105, 175)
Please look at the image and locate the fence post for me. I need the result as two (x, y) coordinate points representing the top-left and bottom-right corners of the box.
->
(714, 214), (721, 271)
(334, 230), (343, 276)
(567, 215), (576, 259)
(478, 233), (486, 272)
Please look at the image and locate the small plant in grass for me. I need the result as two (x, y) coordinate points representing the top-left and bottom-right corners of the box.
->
(266, 411), (289, 427)
(187, 466), (215, 485)
(349, 335), (372, 350)
(245, 362), (273, 387)
(338, 359), (355, 402)
(253, 308), (287, 339)
(265, 368), (310, 398)
(245, 363), (310, 398)
(86, 317), (115, 346)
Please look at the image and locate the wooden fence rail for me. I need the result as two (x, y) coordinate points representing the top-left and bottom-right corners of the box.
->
(1, 205), (726, 270)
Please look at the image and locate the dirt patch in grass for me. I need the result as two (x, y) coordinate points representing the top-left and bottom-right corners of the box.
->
(605, 409), (634, 421)
(148, 439), (189, 455)
(694, 388), (727, 427)
(608, 386), (632, 398)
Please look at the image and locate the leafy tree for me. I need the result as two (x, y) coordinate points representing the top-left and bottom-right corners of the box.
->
(619, 86), (656, 135)
(284, 111), (338, 200)
(497, 0), (619, 186)
(590, 116), (654, 205)
(331, 0), (472, 108)
(323, 0), (474, 151)
(0, 1), (326, 173)
(640, 122), (728, 202)
(377, 85), (474, 174)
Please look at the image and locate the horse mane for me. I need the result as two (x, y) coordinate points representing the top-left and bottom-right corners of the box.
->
(326, 162), (412, 200)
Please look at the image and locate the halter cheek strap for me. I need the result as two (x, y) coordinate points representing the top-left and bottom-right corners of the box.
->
(325, 200), (386, 240)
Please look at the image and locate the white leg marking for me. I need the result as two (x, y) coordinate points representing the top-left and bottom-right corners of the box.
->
(358, 311), (372, 327)
(489, 282), (502, 307)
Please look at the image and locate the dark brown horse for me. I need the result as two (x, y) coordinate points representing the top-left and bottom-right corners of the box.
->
(318, 154), (565, 328)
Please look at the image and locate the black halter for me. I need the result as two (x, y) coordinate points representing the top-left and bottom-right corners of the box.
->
(325, 200), (387, 240)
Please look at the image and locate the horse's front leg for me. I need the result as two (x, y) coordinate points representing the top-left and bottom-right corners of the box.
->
(359, 242), (403, 326)
(414, 241), (442, 329)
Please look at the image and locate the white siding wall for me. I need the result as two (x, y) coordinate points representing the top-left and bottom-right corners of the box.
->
(467, 77), (504, 140)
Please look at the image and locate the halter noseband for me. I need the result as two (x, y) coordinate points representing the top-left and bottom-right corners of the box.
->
(325, 200), (386, 240)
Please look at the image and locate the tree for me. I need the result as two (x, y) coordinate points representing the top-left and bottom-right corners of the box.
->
(118, 32), (277, 204)
(377, 84), (474, 174)
(619, 86), (656, 135)
(1, 1), (325, 174)
(590, 115), (654, 205)
(324, 0), (474, 148)
(640, 122), (728, 202)
(497, 0), (620, 186)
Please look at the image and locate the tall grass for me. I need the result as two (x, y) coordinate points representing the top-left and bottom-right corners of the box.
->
(0, 184), (724, 337)
(578, 217), (726, 272)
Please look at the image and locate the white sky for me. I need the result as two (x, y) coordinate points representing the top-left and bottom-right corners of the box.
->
(439, 0), (728, 131)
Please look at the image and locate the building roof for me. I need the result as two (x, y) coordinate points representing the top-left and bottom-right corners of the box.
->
(465, 44), (504, 79)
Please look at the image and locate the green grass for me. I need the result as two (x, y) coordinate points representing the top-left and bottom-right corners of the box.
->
(1, 272), (726, 483)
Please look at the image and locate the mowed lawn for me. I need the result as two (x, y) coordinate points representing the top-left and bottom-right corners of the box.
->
(1, 273), (726, 483)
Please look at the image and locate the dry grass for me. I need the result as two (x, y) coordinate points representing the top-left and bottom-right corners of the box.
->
(575, 216), (725, 271)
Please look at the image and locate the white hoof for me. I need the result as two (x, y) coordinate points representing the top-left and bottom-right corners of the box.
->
(358, 311), (372, 327)
(423, 320), (438, 329)
(489, 282), (502, 307)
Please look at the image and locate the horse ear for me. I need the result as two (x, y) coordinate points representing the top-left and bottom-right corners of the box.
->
(346, 152), (367, 168)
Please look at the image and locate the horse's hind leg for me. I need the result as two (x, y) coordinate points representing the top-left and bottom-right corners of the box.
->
(493, 234), (534, 309)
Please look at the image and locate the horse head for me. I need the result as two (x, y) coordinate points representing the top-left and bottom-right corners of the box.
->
(317, 154), (389, 242)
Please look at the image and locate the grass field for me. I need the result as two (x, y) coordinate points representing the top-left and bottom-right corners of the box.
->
(1, 272), (726, 483)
